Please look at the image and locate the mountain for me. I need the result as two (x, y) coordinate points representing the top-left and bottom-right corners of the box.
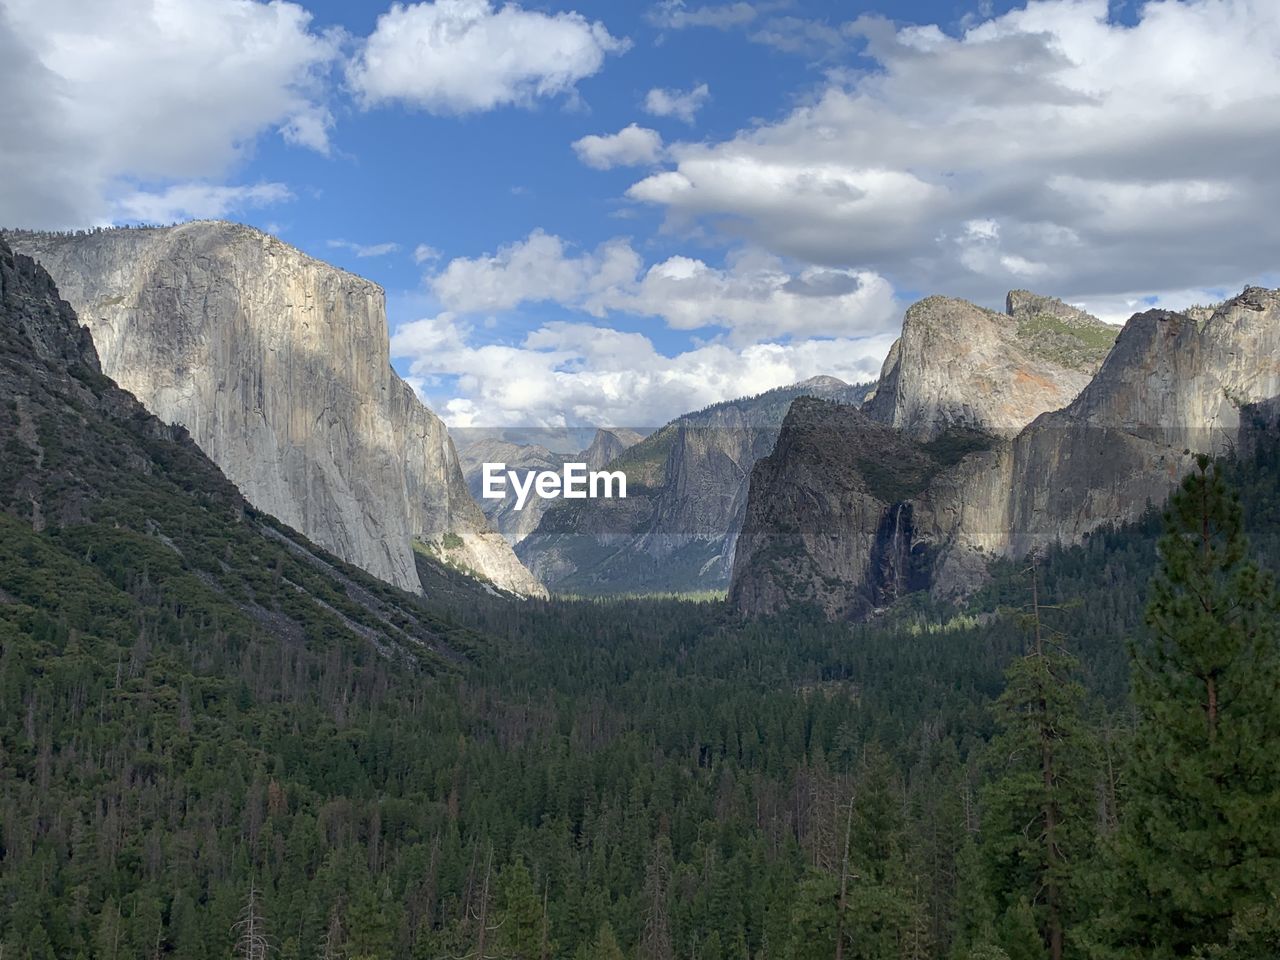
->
(457, 427), (644, 544)
(516, 376), (872, 595)
(862, 290), (1116, 439)
(5, 222), (544, 598)
(731, 287), (1280, 619)
(0, 235), (485, 666)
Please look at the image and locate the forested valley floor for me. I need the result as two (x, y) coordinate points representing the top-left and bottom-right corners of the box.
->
(3, 404), (1279, 959)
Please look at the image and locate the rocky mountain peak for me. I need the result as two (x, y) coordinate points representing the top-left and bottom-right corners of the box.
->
(863, 292), (1113, 440)
(583, 428), (646, 471)
(792, 374), (851, 391)
(0, 240), (100, 371)
(1006, 288), (1092, 323)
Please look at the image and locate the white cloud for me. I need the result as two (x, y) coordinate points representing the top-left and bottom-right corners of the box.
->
(413, 243), (443, 264)
(748, 16), (848, 58)
(643, 83), (710, 124)
(279, 103), (336, 154)
(112, 182), (293, 223)
(414, 225), (899, 426)
(647, 1), (767, 30)
(348, 0), (628, 115)
(0, 0), (340, 228)
(626, 0), (1280, 302)
(391, 314), (891, 428)
(572, 124), (665, 169)
(428, 229), (900, 343)
(607, 251), (898, 343)
(430, 230), (642, 314)
(328, 239), (401, 257)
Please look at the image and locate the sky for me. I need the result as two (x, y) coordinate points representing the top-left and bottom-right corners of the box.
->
(2, 0), (1279, 429)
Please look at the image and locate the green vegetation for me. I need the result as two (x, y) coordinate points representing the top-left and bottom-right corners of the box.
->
(856, 427), (993, 503)
(4, 442), (1279, 958)
(1016, 312), (1118, 371)
(602, 424), (677, 490)
(921, 426), (995, 467)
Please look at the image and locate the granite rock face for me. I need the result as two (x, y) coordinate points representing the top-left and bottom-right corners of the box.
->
(7, 222), (545, 597)
(728, 398), (945, 620)
(731, 288), (1280, 619)
(517, 376), (872, 595)
(863, 293), (1116, 439)
(998, 289), (1280, 558)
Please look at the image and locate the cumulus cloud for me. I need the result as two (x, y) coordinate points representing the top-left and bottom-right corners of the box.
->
(328, 239), (401, 257)
(431, 230), (643, 313)
(348, 0), (628, 114)
(413, 243), (443, 264)
(572, 124), (665, 169)
(627, 0), (1280, 302)
(428, 229), (901, 343)
(112, 182), (294, 223)
(416, 227), (898, 426)
(0, 0), (340, 228)
(391, 314), (892, 428)
(643, 84), (710, 123)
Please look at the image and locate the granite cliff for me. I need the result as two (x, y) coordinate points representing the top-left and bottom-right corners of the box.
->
(517, 376), (872, 595)
(732, 288), (1280, 619)
(6, 222), (544, 597)
(863, 291), (1116, 438)
(0, 234), (481, 668)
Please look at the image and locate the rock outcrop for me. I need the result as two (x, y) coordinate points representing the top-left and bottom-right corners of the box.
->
(6, 222), (545, 597)
(517, 376), (872, 595)
(731, 288), (1280, 619)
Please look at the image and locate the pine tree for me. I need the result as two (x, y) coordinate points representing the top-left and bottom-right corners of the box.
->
(496, 859), (544, 960)
(1101, 457), (1280, 958)
(587, 921), (626, 960)
(980, 564), (1095, 960)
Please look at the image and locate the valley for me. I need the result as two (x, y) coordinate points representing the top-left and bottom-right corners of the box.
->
(2, 231), (1279, 959)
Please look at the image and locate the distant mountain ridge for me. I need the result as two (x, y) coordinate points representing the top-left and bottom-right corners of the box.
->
(5, 222), (545, 598)
(458, 427), (645, 544)
(516, 376), (873, 595)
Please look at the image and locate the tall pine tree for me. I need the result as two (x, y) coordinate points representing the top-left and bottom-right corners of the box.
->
(979, 564), (1097, 960)
(1099, 457), (1280, 958)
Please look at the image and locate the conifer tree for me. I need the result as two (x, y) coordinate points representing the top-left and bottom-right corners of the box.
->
(980, 564), (1095, 960)
(496, 859), (543, 960)
(1101, 457), (1280, 958)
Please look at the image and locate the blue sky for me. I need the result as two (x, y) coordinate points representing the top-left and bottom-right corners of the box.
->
(3, 0), (1278, 428)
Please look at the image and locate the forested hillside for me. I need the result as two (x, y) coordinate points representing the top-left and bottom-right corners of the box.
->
(3, 239), (1279, 959)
